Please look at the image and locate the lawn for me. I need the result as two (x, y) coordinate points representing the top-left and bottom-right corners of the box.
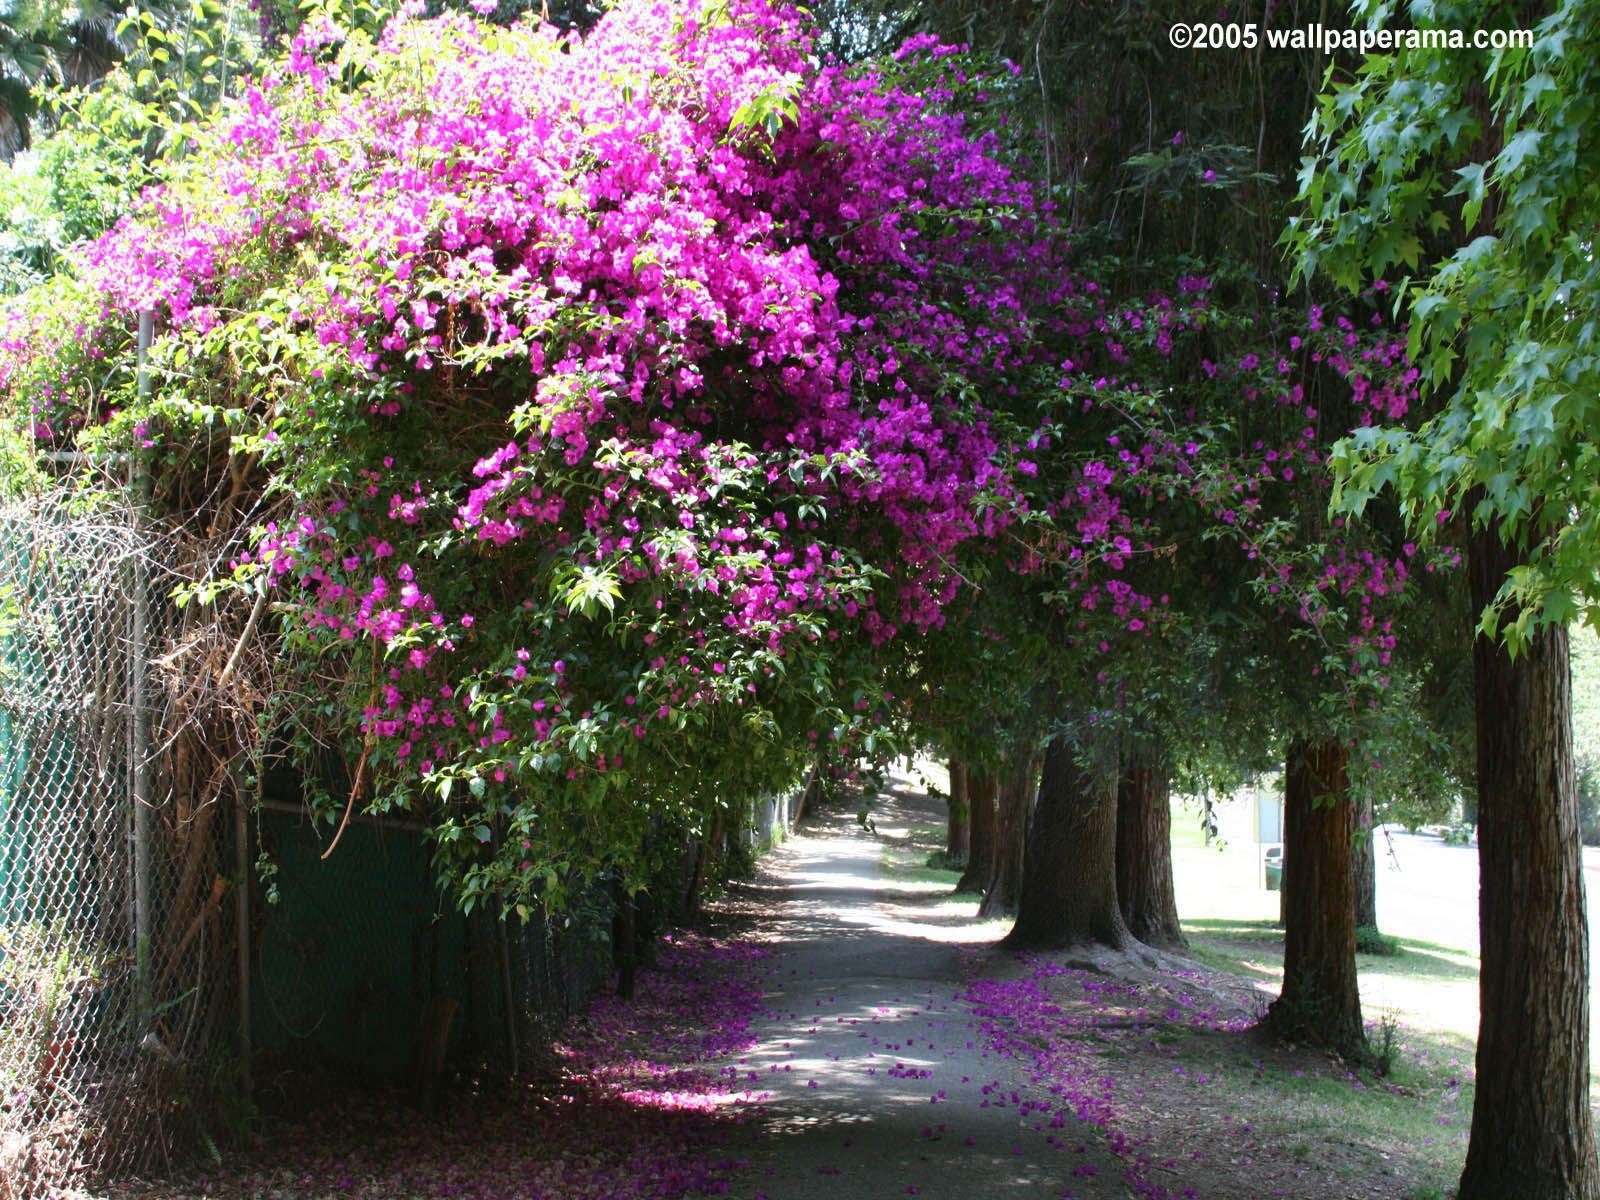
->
(1169, 802), (1485, 1045)
(878, 789), (1495, 1198)
(1167, 799), (1488, 1197)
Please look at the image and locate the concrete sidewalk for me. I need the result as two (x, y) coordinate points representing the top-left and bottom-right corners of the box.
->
(732, 773), (1121, 1199)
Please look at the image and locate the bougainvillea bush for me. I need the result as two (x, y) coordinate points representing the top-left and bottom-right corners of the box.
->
(969, 253), (1447, 760)
(0, 0), (1439, 923)
(0, 0), (1111, 911)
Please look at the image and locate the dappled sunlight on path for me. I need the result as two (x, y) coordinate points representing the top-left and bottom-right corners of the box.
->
(112, 769), (1472, 1200)
(731, 771), (1125, 1198)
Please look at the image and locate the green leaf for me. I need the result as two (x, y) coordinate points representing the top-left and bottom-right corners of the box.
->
(1496, 128), (1544, 177)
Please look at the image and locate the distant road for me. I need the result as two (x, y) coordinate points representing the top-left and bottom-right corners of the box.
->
(1373, 827), (1600, 966)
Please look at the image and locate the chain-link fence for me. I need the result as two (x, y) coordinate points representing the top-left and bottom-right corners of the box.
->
(0, 488), (638, 1192)
(0, 490), (244, 1197)
(0, 485), (810, 1197)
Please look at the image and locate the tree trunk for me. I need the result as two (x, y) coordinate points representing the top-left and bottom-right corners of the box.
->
(794, 757), (823, 826)
(1264, 737), (1364, 1058)
(684, 809), (725, 919)
(978, 761), (1031, 920)
(1457, 522), (1598, 1200)
(1354, 791), (1378, 931)
(1005, 733), (1132, 950)
(682, 836), (704, 919)
(954, 769), (996, 895)
(947, 759), (970, 862)
(1115, 751), (1186, 948)
(614, 892), (637, 1000)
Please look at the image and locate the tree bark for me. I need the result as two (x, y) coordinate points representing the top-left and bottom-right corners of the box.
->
(683, 809), (724, 919)
(1264, 737), (1364, 1058)
(614, 892), (637, 999)
(978, 761), (1031, 920)
(1354, 791), (1378, 931)
(1005, 733), (1132, 950)
(954, 769), (996, 895)
(1458, 522), (1598, 1200)
(946, 759), (970, 863)
(1115, 751), (1186, 948)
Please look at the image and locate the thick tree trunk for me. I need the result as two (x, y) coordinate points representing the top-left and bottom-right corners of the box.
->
(955, 769), (996, 895)
(1264, 737), (1364, 1058)
(946, 759), (970, 862)
(1354, 791), (1378, 931)
(978, 761), (1031, 920)
(1115, 752), (1186, 948)
(1005, 733), (1132, 950)
(1458, 523), (1598, 1200)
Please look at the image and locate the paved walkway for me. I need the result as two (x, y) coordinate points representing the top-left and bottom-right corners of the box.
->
(734, 773), (1119, 1198)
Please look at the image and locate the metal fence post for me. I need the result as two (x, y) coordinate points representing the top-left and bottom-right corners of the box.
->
(131, 309), (154, 1029)
(236, 781), (252, 1096)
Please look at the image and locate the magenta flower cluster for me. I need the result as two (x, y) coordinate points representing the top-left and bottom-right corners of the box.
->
(0, 0), (1439, 902)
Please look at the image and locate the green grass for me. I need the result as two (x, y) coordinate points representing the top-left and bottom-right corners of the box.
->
(1182, 918), (1480, 983)
(878, 828), (966, 888)
(1168, 801), (1485, 1192)
(1183, 917), (1281, 942)
(872, 786), (1488, 1195)
(1152, 1020), (1474, 1196)
(922, 848), (966, 872)
(876, 818), (1012, 931)
(1356, 924), (1402, 956)
(1169, 809), (1600, 1185)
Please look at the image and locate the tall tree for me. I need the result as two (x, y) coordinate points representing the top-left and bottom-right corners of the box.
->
(954, 768), (997, 896)
(1267, 737), (1363, 1055)
(1115, 745), (1185, 948)
(945, 758), (969, 862)
(1007, 729), (1135, 953)
(830, 1), (1440, 994)
(1293, 3), (1600, 1195)
(977, 756), (1033, 920)
(1352, 792), (1377, 931)
(1464, 514), (1592, 1198)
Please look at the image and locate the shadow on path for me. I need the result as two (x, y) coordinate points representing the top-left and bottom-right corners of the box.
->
(729, 769), (1123, 1199)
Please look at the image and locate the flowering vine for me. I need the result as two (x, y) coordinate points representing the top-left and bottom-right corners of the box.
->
(0, 0), (1438, 912)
